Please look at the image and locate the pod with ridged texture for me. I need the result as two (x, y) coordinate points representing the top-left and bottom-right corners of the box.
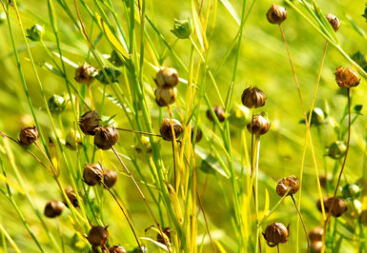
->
(94, 126), (119, 150)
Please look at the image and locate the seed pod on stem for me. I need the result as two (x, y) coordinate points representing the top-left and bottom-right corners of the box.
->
(327, 140), (347, 159)
(325, 197), (347, 217)
(160, 118), (183, 141)
(154, 67), (179, 87)
(79, 111), (101, 135)
(263, 222), (289, 247)
(44, 200), (64, 218)
(83, 163), (104, 186)
(157, 227), (171, 244)
(276, 175), (300, 197)
(325, 13), (340, 32)
(155, 87), (176, 106)
(247, 114), (270, 136)
(19, 126), (39, 146)
(109, 245), (127, 253)
(206, 105), (225, 122)
(335, 66), (361, 88)
(87, 226), (109, 247)
(64, 186), (80, 208)
(241, 86), (266, 108)
(75, 62), (98, 85)
(266, 4), (287, 25)
(48, 95), (67, 114)
(26, 24), (44, 41)
(103, 170), (118, 188)
(308, 227), (323, 242)
(94, 126), (119, 150)
(191, 126), (203, 143)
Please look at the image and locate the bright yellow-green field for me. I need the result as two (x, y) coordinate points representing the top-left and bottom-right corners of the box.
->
(0, 0), (367, 252)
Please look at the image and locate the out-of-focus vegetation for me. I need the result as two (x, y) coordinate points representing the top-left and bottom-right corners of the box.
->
(0, 0), (367, 252)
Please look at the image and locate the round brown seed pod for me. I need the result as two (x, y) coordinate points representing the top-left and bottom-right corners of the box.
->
(335, 66), (361, 88)
(44, 200), (64, 218)
(241, 86), (266, 108)
(266, 4), (287, 25)
(276, 175), (300, 197)
(87, 226), (109, 247)
(308, 227), (323, 242)
(311, 241), (323, 253)
(64, 186), (80, 208)
(155, 67), (179, 87)
(75, 62), (98, 85)
(191, 126), (203, 143)
(316, 196), (328, 213)
(79, 111), (101, 135)
(155, 87), (176, 106)
(247, 114), (270, 136)
(19, 126), (39, 146)
(104, 170), (118, 188)
(94, 126), (119, 150)
(206, 105), (225, 122)
(325, 197), (347, 217)
(109, 245), (127, 253)
(263, 222), (289, 247)
(157, 227), (171, 244)
(359, 210), (367, 226)
(325, 13), (340, 32)
(160, 118), (183, 141)
(83, 163), (104, 186)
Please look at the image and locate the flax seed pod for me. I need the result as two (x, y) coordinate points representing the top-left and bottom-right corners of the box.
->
(267, 4), (287, 24)
(44, 200), (64, 218)
(325, 197), (347, 217)
(191, 126), (203, 143)
(263, 222), (289, 247)
(75, 62), (98, 85)
(79, 111), (101, 135)
(103, 170), (118, 188)
(26, 24), (44, 41)
(64, 186), (80, 208)
(157, 227), (171, 244)
(155, 67), (179, 88)
(83, 163), (104, 186)
(160, 118), (183, 141)
(328, 141), (347, 159)
(94, 126), (119, 150)
(276, 175), (300, 197)
(247, 114), (270, 136)
(87, 226), (109, 247)
(241, 86), (266, 108)
(19, 126), (39, 146)
(155, 87), (176, 106)
(325, 13), (340, 32)
(335, 66), (361, 88)
(308, 227), (323, 242)
(109, 245), (127, 253)
(206, 105), (225, 122)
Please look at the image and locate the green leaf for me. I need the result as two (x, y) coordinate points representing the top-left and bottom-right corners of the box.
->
(311, 0), (339, 44)
(191, 0), (207, 51)
(219, 0), (240, 25)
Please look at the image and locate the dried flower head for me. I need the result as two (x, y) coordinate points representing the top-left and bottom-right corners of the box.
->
(247, 114), (271, 136)
(109, 245), (127, 253)
(19, 126), (39, 146)
(325, 197), (347, 217)
(263, 222), (289, 247)
(155, 67), (179, 87)
(83, 163), (104, 186)
(191, 126), (203, 143)
(75, 63), (98, 85)
(26, 24), (44, 41)
(160, 118), (183, 141)
(104, 170), (118, 188)
(206, 105), (225, 122)
(308, 227), (323, 242)
(241, 86), (266, 108)
(155, 87), (177, 106)
(44, 200), (64, 218)
(276, 175), (300, 197)
(157, 227), (171, 244)
(328, 140), (347, 159)
(79, 111), (101, 135)
(65, 130), (82, 150)
(87, 226), (109, 247)
(325, 13), (340, 32)
(335, 66), (361, 88)
(360, 210), (367, 226)
(48, 95), (67, 114)
(266, 4), (287, 24)
(64, 186), (80, 208)
(94, 126), (119, 150)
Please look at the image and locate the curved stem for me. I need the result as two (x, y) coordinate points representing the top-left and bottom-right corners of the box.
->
(290, 195), (310, 253)
(322, 88), (351, 251)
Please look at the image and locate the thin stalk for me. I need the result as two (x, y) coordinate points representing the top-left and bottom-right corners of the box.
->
(277, 244), (280, 253)
(0, 223), (21, 253)
(290, 195), (310, 253)
(254, 137), (260, 253)
(116, 128), (162, 137)
(322, 88), (351, 251)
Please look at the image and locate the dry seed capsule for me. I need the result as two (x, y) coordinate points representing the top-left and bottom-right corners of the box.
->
(109, 245), (127, 253)
(75, 62), (98, 85)
(276, 175), (300, 197)
(157, 227), (171, 244)
(44, 200), (64, 218)
(155, 67), (179, 88)
(311, 241), (323, 253)
(247, 114), (270, 136)
(79, 111), (101, 135)
(191, 126), (203, 143)
(26, 24), (44, 41)
(241, 86), (266, 108)
(328, 141), (347, 159)
(155, 87), (176, 106)
(325, 13), (340, 32)
(87, 226), (109, 247)
(94, 126), (119, 150)
(335, 66), (361, 88)
(325, 197), (347, 217)
(64, 186), (80, 208)
(83, 163), (104, 186)
(263, 222), (289, 247)
(316, 196), (328, 213)
(19, 126), (39, 146)
(65, 130), (82, 150)
(160, 118), (183, 141)
(206, 105), (225, 122)
(266, 4), (287, 25)
(104, 170), (118, 188)
(360, 210), (367, 226)
(308, 227), (323, 242)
